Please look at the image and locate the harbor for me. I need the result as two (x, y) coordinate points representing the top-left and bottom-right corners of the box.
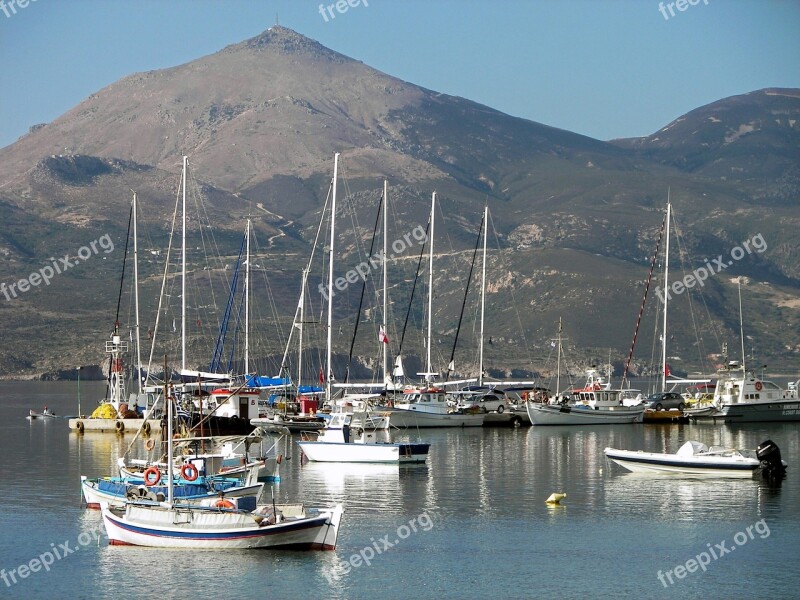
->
(4, 380), (800, 598)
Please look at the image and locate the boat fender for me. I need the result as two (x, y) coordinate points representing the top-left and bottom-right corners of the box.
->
(181, 463), (199, 482)
(214, 499), (236, 510)
(115, 421), (125, 433)
(143, 466), (161, 487)
(76, 421), (84, 433)
(144, 438), (156, 451)
(276, 454), (283, 465)
(142, 422), (151, 435)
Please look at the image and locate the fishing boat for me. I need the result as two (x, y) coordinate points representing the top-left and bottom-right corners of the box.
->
(690, 361), (800, 423)
(100, 347), (344, 550)
(604, 439), (787, 479)
(297, 412), (430, 464)
(526, 369), (645, 425)
(28, 407), (57, 419)
(82, 466), (265, 509)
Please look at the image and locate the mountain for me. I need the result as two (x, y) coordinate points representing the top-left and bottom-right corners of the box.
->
(0, 26), (799, 380)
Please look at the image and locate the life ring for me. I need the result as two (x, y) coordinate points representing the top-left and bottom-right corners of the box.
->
(181, 463), (199, 482)
(75, 421), (84, 433)
(214, 499), (235, 509)
(115, 421), (125, 433)
(755, 381), (763, 391)
(276, 454), (283, 465)
(143, 466), (161, 487)
(142, 422), (151, 435)
(144, 438), (156, 451)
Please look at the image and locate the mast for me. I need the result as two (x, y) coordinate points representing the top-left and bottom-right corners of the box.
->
(478, 203), (488, 387)
(661, 196), (671, 393)
(738, 279), (746, 374)
(556, 318), (563, 396)
(165, 354), (174, 506)
(298, 268), (308, 391)
(244, 218), (251, 376)
(426, 192), (435, 382)
(181, 156), (187, 373)
(382, 179), (388, 384)
(326, 153), (339, 402)
(133, 192), (142, 394)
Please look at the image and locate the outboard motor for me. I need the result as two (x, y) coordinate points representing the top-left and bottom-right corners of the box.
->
(757, 439), (786, 480)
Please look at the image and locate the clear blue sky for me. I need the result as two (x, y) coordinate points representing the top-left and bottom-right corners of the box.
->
(1, 0), (798, 149)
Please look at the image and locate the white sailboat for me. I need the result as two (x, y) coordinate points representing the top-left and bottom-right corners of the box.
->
(383, 192), (484, 428)
(100, 356), (344, 550)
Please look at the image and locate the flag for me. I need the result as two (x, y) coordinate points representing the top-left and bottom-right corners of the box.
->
(319, 368), (325, 384)
(664, 363), (671, 377)
(379, 326), (389, 344)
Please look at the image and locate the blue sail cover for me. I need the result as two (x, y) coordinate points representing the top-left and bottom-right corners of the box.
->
(246, 375), (291, 388)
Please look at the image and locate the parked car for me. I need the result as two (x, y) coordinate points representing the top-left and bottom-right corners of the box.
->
(644, 392), (686, 411)
(455, 392), (507, 413)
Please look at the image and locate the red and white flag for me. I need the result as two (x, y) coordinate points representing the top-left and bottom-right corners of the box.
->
(379, 326), (389, 345)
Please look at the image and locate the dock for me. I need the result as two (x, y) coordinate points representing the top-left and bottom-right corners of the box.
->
(68, 417), (161, 434)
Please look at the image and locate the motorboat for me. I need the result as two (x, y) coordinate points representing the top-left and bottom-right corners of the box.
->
(604, 439), (787, 479)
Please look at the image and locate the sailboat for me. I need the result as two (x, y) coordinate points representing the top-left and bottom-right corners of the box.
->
(381, 192), (484, 428)
(100, 355), (344, 550)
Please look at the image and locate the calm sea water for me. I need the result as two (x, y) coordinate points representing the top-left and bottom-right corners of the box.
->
(1, 381), (799, 599)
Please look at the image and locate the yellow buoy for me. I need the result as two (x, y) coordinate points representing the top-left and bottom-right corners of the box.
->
(545, 492), (566, 505)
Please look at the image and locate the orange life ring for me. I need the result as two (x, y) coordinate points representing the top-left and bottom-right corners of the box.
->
(214, 499), (236, 509)
(144, 438), (156, 451)
(143, 466), (161, 487)
(755, 381), (763, 391)
(181, 463), (199, 481)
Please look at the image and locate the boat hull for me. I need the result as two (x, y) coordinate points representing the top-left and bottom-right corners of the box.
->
(101, 503), (343, 550)
(383, 408), (484, 428)
(527, 403), (644, 425)
(603, 448), (760, 477)
(82, 478), (264, 509)
(692, 400), (800, 423)
(297, 441), (430, 464)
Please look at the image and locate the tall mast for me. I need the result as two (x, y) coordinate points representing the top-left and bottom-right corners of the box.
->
(181, 156), (187, 372)
(326, 153), (339, 401)
(661, 195), (671, 393)
(165, 355), (173, 506)
(298, 268), (308, 390)
(478, 203), (488, 387)
(426, 192), (436, 382)
(382, 179), (388, 384)
(556, 318), (563, 396)
(244, 218), (251, 376)
(738, 279), (746, 373)
(133, 192), (142, 394)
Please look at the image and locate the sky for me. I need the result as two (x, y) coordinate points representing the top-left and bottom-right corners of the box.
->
(0, 0), (798, 150)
